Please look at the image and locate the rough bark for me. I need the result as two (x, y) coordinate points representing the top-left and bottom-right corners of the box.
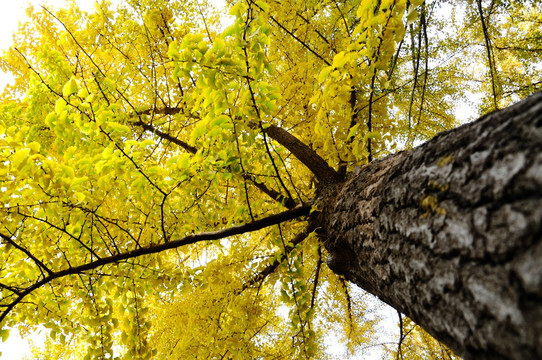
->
(320, 92), (542, 359)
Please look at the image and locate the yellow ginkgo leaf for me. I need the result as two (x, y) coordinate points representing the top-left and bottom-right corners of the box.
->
(62, 76), (78, 97)
(11, 148), (31, 169)
(73, 192), (86, 202)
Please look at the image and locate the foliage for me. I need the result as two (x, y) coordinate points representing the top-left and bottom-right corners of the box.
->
(0, 0), (539, 358)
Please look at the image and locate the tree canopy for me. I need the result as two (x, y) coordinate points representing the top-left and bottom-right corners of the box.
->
(0, 0), (540, 358)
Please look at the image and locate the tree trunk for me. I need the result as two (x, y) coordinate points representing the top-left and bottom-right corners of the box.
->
(320, 92), (542, 359)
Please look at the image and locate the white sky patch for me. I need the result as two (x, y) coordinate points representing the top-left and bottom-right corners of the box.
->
(0, 328), (48, 359)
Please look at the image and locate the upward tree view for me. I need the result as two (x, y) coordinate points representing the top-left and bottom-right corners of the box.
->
(0, 0), (540, 358)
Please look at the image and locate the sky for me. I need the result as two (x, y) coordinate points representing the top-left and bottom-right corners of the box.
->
(0, 1), (399, 358)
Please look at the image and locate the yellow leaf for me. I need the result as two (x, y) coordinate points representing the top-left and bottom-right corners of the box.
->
(55, 98), (67, 115)
(103, 77), (116, 91)
(106, 121), (130, 135)
(332, 51), (349, 68)
(0, 329), (9, 342)
(168, 40), (179, 59)
(77, 87), (89, 99)
(177, 153), (191, 169)
(406, 8), (418, 25)
(347, 124), (360, 140)
(11, 148), (31, 169)
(318, 66), (333, 83)
(74, 192), (86, 202)
(27, 142), (41, 153)
(62, 76), (78, 97)
(61, 165), (75, 179)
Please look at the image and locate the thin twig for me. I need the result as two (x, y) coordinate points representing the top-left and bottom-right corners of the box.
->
(396, 311), (405, 360)
(476, 0), (499, 109)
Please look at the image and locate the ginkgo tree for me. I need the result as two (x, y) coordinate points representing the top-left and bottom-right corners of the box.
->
(0, 0), (540, 359)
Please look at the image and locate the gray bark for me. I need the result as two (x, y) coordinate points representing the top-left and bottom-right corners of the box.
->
(320, 92), (542, 359)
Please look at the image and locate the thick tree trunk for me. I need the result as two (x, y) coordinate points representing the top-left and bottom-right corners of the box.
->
(321, 93), (542, 359)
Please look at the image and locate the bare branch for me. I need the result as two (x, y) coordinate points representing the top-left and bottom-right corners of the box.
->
(310, 244), (323, 309)
(396, 311), (405, 360)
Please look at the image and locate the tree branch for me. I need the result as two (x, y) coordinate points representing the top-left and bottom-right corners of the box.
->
(396, 311), (405, 360)
(263, 124), (341, 183)
(0, 203), (312, 325)
(131, 117), (197, 154)
(130, 112), (299, 207)
(129, 104), (338, 183)
(0, 233), (53, 277)
(240, 224), (315, 292)
(477, 0), (499, 109)
(244, 174), (297, 209)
